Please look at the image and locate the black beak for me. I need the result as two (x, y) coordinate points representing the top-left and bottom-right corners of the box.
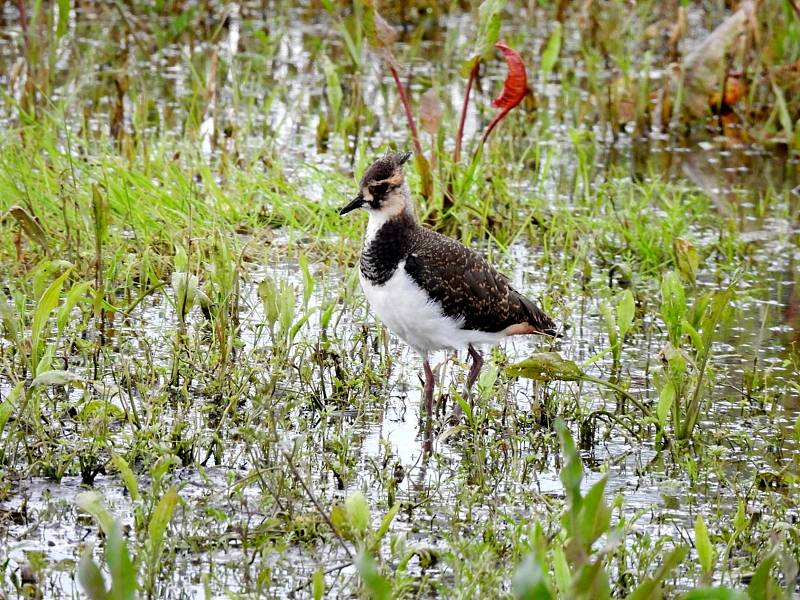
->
(339, 193), (364, 215)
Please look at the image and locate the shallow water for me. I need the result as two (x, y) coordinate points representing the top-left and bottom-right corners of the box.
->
(1, 1), (799, 597)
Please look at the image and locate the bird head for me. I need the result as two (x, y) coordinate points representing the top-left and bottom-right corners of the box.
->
(339, 151), (412, 217)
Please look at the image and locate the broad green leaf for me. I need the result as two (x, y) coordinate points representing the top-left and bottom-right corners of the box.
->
(460, 0), (505, 75)
(771, 78), (794, 142)
(312, 568), (325, 600)
(78, 548), (108, 599)
(258, 276), (280, 328)
(578, 476), (610, 548)
(330, 504), (347, 535)
(111, 455), (140, 502)
(56, 0), (70, 38)
(76, 491), (115, 536)
(299, 253), (314, 309)
(570, 559), (610, 600)
(552, 545), (570, 597)
(345, 491), (370, 535)
(616, 289), (635, 340)
(556, 420), (583, 514)
(513, 552), (554, 600)
(57, 281), (92, 335)
(661, 271), (686, 346)
(540, 23), (561, 78)
(748, 551), (778, 600)
(0, 383), (22, 437)
(148, 487), (179, 565)
(105, 522), (136, 600)
(355, 552), (391, 600)
(30, 268), (72, 374)
(733, 500), (747, 533)
(600, 303), (617, 351)
(656, 380), (675, 426)
(652, 544), (688, 583)
(695, 514), (714, 575)
(0, 292), (20, 341)
(372, 503), (399, 549)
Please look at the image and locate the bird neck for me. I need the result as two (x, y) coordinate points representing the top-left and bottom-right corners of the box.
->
(360, 206), (417, 285)
(364, 185), (416, 244)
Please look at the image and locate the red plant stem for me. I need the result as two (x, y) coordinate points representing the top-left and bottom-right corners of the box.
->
(454, 61), (479, 164)
(387, 58), (424, 159)
(480, 106), (511, 146)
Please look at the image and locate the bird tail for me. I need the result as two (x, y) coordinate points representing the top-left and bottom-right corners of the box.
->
(520, 295), (559, 337)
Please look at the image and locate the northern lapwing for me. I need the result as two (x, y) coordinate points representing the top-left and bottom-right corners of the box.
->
(340, 152), (557, 417)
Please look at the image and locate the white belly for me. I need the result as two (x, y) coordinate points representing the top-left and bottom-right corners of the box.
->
(360, 260), (506, 354)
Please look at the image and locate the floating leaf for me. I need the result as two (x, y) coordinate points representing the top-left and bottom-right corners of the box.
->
(506, 352), (583, 382)
(30, 369), (83, 388)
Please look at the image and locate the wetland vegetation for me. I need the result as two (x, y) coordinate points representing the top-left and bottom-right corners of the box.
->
(0, 0), (799, 597)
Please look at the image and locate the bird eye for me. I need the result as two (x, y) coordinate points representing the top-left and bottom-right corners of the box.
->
(369, 182), (388, 197)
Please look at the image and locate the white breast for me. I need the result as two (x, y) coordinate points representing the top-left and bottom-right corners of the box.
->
(360, 260), (506, 354)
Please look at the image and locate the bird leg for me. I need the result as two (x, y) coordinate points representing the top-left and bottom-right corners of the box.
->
(466, 344), (484, 400)
(422, 357), (435, 418)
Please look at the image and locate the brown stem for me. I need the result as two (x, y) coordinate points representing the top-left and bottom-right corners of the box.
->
(15, 0), (29, 55)
(454, 61), (479, 164)
(787, 0), (800, 20)
(386, 53), (423, 159)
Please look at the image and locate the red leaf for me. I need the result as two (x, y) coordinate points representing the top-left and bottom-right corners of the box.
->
(492, 41), (528, 110)
(481, 41), (529, 145)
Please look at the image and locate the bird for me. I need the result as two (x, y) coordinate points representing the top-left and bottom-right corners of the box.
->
(339, 151), (557, 418)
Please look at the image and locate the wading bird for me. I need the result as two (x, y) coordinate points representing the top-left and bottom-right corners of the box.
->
(340, 152), (557, 417)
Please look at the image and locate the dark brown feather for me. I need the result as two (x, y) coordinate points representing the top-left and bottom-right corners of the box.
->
(360, 211), (556, 336)
(404, 228), (556, 335)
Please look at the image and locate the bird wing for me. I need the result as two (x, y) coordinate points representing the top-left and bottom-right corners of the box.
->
(404, 228), (555, 335)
